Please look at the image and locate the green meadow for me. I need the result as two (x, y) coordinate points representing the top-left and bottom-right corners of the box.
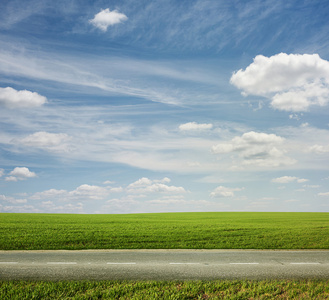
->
(0, 212), (328, 250)
(1, 280), (329, 299)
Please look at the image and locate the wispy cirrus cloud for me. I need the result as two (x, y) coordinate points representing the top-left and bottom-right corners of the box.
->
(0, 46), (222, 106)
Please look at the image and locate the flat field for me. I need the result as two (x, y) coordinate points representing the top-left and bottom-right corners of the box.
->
(1, 280), (329, 299)
(1, 212), (328, 250)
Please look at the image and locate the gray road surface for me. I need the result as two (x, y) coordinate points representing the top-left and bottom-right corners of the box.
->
(1, 250), (329, 280)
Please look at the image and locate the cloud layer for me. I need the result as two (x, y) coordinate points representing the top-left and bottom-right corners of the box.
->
(230, 53), (329, 112)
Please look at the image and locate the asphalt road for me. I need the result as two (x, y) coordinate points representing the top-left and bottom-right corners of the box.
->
(1, 250), (329, 280)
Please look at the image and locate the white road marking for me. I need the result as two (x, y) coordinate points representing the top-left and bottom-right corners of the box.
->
(0, 262), (18, 264)
(47, 262), (77, 265)
(290, 262), (320, 265)
(169, 263), (200, 265)
(230, 263), (259, 265)
(107, 262), (136, 265)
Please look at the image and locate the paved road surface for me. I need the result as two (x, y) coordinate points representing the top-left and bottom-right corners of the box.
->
(1, 250), (329, 280)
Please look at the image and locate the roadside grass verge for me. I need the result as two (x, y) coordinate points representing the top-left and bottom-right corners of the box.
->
(1, 279), (329, 299)
(0, 212), (328, 250)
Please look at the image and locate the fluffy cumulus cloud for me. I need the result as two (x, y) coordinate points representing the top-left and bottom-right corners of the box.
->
(127, 177), (186, 194)
(27, 177), (185, 212)
(127, 177), (153, 188)
(69, 184), (109, 200)
(0, 195), (27, 204)
(211, 131), (295, 167)
(179, 122), (213, 131)
(30, 189), (67, 200)
(210, 186), (243, 198)
(0, 87), (47, 109)
(230, 53), (329, 112)
(19, 131), (72, 152)
(30, 184), (110, 202)
(271, 176), (308, 184)
(5, 167), (36, 182)
(89, 8), (128, 31)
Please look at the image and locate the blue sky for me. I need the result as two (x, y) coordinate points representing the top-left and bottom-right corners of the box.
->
(1, 0), (329, 213)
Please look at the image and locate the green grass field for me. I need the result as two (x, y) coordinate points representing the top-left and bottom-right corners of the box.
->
(1, 212), (329, 298)
(1, 280), (329, 299)
(1, 212), (328, 250)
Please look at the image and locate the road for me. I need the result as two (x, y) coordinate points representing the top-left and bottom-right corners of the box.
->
(1, 250), (329, 280)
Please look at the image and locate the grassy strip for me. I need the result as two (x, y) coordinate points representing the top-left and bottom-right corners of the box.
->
(1, 212), (328, 250)
(1, 280), (329, 299)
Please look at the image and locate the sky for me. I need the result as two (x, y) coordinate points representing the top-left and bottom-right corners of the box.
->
(0, 0), (329, 214)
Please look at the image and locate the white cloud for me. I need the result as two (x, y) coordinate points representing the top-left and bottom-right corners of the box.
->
(147, 198), (209, 206)
(103, 180), (115, 185)
(89, 8), (128, 31)
(0, 169), (4, 177)
(308, 144), (329, 154)
(127, 177), (186, 194)
(19, 131), (72, 152)
(289, 113), (303, 121)
(230, 53), (329, 112)
(0, 87), (47, 109)
(212, 131), (295, 167)
(109, 187), (123, 193)
(30, 189), (67, 200)
(27, 177), (185, 209)
(179, 122), (213, 131)
(303, 185), (320, 189)
(144, 183), (186, 193)
(297, 178), (309, 183)
(6, 167), (36, 181)
(154, 177), (171, 183)
(318, 192), (329, 196)
(0, 204), (40, 213)
(69, 184), (108, 200)
(210, 186), (243, 198)
(5, 176), (18, 182)
(42, 202), (84, 213)
(0, 195), (27, 204)
(272, 176), (308, 184)
(128, 177), (153, 188)
(9, 167), (36, 178)
(30, 184), (110, 202)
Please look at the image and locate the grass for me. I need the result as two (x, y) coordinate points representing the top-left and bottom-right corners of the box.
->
(1, 280), (329, 299)
(0, 212), (328, 250)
